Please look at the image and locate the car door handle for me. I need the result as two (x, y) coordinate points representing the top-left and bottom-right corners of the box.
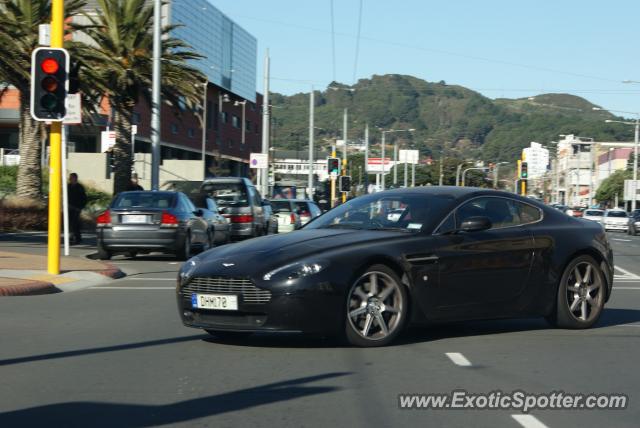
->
(406, 255), (439, 263)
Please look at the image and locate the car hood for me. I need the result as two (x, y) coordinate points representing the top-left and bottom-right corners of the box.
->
(192, 228), (407, 277)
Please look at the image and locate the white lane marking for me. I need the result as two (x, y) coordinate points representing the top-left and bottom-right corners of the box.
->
(613, 238), (632, 242)
(618, 324), (640, 327)
(445, 352), (472, 367)
(90, 287), (174, 290)
(125, 278), (175, 281)
(614, 266), (640, 280)
(168, 262), (179, 265)
(614, 287), (640, 290)
(512, 415), (548, 428)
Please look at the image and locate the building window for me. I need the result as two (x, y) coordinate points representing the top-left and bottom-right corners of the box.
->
(228, 139), (233, 147)
(221, 111), (228, 124)
(232, 115), (240, 128)
(188, 128), (195, 138)
(246, 120), (252, 132)
(132, 111), (141, 125)
(213, 104), (219, 130)
(171, 123), (179, 134)
(249, 102), (256, 111)
(254, 124), (259, 134)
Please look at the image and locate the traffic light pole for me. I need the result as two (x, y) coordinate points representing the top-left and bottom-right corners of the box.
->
(47, 0), (64, 274)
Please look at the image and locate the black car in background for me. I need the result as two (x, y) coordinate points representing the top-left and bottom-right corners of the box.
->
(97, 191), (208, 260)
(188, 193), (232, 246)
(628, 209), (640, 235)
(177, 187), (614, 346)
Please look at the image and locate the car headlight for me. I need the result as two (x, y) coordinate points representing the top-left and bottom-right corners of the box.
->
(263, 260), (328, 283)
(635, 222), (640, 227)
(178, 257), (200, 283)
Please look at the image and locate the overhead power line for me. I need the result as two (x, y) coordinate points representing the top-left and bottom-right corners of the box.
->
(352, 0), (364, 85)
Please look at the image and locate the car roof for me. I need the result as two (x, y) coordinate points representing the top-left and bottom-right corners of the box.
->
(202, 177), (252, 185)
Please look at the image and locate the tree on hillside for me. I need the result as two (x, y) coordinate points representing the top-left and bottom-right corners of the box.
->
(0, 0), (86, 199)
(71, 0), (204, 194)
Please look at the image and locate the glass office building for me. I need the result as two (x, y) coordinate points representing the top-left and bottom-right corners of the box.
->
(170, 0), (257, 102)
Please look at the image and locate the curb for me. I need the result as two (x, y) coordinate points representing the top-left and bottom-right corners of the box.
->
(0, 280), (60, 296)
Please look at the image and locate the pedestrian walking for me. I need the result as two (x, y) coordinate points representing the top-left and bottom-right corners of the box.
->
(68, 172), (87, 245)
(126, 173), (144, 191)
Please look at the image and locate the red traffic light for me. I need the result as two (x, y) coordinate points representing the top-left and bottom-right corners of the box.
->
(41, 58), (59, 74)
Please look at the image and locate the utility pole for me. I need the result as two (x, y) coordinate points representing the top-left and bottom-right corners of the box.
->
(201, 79), (208, 178)
(381, 131), (386, 190)
(47, 0), (64, 274)
(411, 160), (415, 187)
(393, 140), (398, 186)
(308, 88), (314, 199)
(634, 118), (639, 211)
(342, 108), (348, 203)
(455, 163), (464, 186)
(403, 156), (408, 187)
(260, 49), (270, 197)
(364, 123), (369, 193)
(439, 154), (444, 186)
(150, 0), (161, 190)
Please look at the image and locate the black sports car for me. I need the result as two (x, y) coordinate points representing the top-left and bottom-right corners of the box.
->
(177, 187), (614, 347)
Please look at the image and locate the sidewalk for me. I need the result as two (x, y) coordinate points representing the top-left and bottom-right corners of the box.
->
(0, 250), (125, 296)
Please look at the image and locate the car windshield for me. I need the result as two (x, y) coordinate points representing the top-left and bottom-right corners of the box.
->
(607, 211), (627, 218)
(585, 210), (603, 216)
(305, 193), (454, 232)
(112, 193), (174, 209)
(201, 182), (248, 207)
(270, 200), (293, 212)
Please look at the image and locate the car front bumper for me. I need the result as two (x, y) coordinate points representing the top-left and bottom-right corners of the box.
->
(176, 276), (344, 334)
(604, 223), (628, 230)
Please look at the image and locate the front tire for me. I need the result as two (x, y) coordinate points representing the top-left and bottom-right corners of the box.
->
(344, 264), (408, 347)
(547, 255), (605, 329)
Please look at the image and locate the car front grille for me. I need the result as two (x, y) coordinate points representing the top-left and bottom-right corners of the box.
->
(182, 276), (271, 304)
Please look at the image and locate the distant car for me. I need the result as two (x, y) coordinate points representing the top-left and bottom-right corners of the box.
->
(269, 199), (303, 233)
(602, 209), (629, 232)
(628, 210), (640, 236)
(96, 191), (209, 260)
(292, 200), (322, 226)
(188, 193), (231, 246)
(200, 177), (267, 240)
(261, 200), (279, 234)
(583, 209), (604, 222)
(566, 207), (584, 218)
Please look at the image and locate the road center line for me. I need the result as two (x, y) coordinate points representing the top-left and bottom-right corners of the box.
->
(613, 287), (640, 290)
(613, 238), (632, 242)
(614, 265), (640, 279)
(445, 352), (471, 367)
(512, 414), (549, 428)
(90, 287), (175, 290)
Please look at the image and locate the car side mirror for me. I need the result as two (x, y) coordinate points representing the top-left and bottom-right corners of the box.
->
(193, 209), (204, 217)
(460, 216), (492, 232)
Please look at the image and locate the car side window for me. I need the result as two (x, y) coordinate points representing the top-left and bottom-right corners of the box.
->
(184, 197), (197, 213)
(309, 203), (321, 217)
(247, 186), (261, 207)
(207, 198), (218, 213)
(456, 197), (536, 230)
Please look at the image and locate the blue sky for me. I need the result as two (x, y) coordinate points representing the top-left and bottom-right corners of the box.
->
(210, 0), (640, 117)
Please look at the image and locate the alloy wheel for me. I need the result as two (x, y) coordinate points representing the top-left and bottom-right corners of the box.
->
(565, 261), (603, 323)
(347, 270), (404, 341)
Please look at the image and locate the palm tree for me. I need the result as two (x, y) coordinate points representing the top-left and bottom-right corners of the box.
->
(0, 0), (85, 199)
(71, 0), (205, 194)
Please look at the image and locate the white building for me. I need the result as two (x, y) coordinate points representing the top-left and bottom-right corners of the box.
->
(522, 142), (549, 179)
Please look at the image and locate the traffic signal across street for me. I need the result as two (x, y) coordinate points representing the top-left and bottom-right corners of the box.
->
(30, 47), (69, 121)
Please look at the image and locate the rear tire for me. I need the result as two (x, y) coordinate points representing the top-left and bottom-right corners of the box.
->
(546, 255), (605, 329)
(177, 233), (191, 260)
(97, 242), (111, 260)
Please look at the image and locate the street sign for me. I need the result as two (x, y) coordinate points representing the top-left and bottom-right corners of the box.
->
(131, 124), (138, 135)
(250, 152), (268, 169)
(399, 149), (419, 164)
(100, 131), (116, 152)
(63, 93), (82, 125)
(367, 157), (394, 173)
(624, 180), (640, 201)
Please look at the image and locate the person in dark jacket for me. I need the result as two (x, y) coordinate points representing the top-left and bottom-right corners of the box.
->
(126, 173), (144, 191)
(68, 173), (87, 244)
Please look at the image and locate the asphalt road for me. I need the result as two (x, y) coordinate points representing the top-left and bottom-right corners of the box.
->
(1, 232), (639, 427)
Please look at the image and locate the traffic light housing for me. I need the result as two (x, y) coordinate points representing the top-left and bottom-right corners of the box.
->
(339, 175), (351, 193)
(327, 157), (340, 175)
(520, 162), (528, 179)
(30, 47), (69, 121)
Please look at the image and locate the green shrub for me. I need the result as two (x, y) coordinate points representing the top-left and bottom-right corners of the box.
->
(0, 165), (18, 196)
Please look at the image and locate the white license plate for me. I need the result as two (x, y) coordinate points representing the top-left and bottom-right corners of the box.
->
(122, 214), (148, 224)
(191, 293), (238, 310)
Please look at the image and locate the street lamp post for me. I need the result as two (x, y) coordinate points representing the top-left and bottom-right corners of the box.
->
(380, 128), (415, 190)
(200, 79), (208, 177)
(461, 167), (487, 187)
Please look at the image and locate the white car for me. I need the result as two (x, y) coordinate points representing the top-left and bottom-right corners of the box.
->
(602, 209), (629, 232)
(583, 209), (604, 222)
